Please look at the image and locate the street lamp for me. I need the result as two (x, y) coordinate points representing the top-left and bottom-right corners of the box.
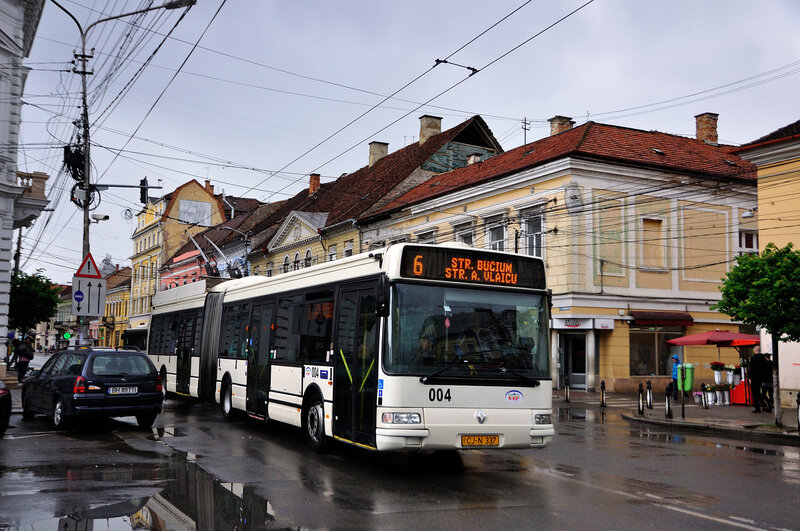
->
(49, 0), (196, 258)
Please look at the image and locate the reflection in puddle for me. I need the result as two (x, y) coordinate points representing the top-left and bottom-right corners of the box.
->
(22, 452), (274, 530)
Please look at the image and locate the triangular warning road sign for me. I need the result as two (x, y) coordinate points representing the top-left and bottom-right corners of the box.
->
(75, 253), (102, 278)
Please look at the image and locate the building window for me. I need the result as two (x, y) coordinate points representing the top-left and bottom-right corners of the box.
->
(417, 231), (436, 244)
(344, 240), (354, 257)
(266, 261), (274, 277)
(485, 216), (505, 251)
(739, 230), (758, 255)
(282, 256), (290, 273)
(629, 325), (684, 376)
(523, 213), (543, 257)
(328, 245), (337, 262)
(640, 218), (667, 269)
(454, 222), (473, 246)
(304, 249), (312, 267)
(293, 252), (301, 270)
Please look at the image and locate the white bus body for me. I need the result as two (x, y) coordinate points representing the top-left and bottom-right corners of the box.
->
(149, 243), (554, 451)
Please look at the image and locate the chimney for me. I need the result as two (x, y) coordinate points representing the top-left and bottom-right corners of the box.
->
(548, 115), (575, 136)
(368, 141), (389, 167)
(204, 179), (214, 195)
(695, 112), (719, 144)
(309, 173), (320, 196)
(419, 115), (442, 144)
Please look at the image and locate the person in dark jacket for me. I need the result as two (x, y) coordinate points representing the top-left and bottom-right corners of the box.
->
(15, 335), (34, 383)
(749, 346), (767, 412)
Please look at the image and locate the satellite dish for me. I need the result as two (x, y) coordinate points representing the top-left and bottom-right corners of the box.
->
(123, 208), (133, 221)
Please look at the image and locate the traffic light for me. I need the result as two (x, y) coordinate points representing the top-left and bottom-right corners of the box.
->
(139, 177), (149, 204)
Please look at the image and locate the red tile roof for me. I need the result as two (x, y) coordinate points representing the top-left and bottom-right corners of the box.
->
(245, 115), (499, 249)
(369, 122), (756, 218)
(737, 118), (800, 149)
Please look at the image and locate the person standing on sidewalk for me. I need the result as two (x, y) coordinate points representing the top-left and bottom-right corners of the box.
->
(671, 354), (681, 400)
(15, 335), (34, 384)
(749, 346), (767, 412)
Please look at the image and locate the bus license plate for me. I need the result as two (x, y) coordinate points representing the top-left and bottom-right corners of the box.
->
(108, 386), (137, 395)
(461, 434), (499, 447)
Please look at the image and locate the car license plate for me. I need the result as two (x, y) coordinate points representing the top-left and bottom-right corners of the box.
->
(461, 434), (499, 447)
(108, 386), (137, 395)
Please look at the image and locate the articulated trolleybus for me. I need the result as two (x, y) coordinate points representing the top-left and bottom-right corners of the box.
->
(148, 243), (554, 451)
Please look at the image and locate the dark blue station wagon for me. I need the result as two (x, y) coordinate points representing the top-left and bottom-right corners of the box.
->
(21, 349), (163, 429)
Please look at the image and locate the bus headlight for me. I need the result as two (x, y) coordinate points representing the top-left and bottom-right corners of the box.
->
(382, 412), (421, 424)
(534, 413), (551, 425)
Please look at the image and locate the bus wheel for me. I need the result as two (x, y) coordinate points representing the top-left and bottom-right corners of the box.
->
(304, 394), (328, 452)
(221, 381), (235, 422)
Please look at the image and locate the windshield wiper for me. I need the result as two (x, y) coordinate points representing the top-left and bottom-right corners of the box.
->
(419, 358), (473, 383)
(497, 364), (541, 386)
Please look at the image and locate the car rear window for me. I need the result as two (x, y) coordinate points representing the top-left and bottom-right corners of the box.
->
(91, 354), (153, 376)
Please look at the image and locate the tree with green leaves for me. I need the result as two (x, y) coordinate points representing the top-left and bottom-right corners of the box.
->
(9, 270), (61, 339)
(714, 243), (800, 426)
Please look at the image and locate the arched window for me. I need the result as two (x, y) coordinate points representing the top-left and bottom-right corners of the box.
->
(283, 255), (290, 273)
(304, 249), (312, 267)
(293, 252), (301, 270)
(267, 261), (274, 277)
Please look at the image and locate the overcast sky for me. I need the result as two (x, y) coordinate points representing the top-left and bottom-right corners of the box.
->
(16, 0), (800, 284)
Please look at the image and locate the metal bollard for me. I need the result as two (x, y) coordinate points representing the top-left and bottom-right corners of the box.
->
(600, 380), (606, 408)
(564, 375), (570, 403)
(700, 382), (709, 409)
(665, 384), (673, 419)
(637, 382), (644, 415)
(646, 380), (653, 409)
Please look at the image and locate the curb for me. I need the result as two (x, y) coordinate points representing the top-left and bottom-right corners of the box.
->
(621, 412), (800, 447)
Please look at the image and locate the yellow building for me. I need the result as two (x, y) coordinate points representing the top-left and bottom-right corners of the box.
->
(737, 119), (800, 401)
(101, 266), (131, 347)
(360, 113), (758, 392)
(128, 179), (228, 347)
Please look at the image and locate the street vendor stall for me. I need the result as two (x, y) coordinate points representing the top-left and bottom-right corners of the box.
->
(666, 330), (760, 406)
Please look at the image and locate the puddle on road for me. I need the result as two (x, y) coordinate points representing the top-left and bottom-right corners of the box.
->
(0, 451), (275, 530)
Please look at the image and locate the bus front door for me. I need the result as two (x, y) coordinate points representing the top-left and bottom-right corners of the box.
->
(175, 311), (195, 395)
(246, 302), (274, 418)
(333, 285), (378, 446)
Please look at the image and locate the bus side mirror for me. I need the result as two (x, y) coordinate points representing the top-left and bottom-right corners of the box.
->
(376, 276), (389, 317)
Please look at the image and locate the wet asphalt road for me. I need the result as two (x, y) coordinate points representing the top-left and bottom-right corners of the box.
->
(1, 398), (798, 529)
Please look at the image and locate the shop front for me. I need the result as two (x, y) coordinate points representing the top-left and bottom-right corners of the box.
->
(551, 317), (614, 392)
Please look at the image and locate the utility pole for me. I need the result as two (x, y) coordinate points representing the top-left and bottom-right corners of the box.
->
(50, 0), (196, 258)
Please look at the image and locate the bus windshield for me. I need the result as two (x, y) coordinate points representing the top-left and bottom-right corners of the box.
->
(385, 283), (550, 379)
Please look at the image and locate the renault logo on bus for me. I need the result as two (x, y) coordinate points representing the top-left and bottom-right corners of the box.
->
(476, 410), (487, 424)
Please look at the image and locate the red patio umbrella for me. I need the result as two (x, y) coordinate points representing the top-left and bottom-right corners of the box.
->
(666, 330), (760, 360)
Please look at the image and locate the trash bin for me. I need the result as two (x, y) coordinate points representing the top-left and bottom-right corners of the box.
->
(677, 363), (695, 392)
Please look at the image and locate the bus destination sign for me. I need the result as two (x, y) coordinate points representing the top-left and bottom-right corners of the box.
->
(399, 246), (545, 289)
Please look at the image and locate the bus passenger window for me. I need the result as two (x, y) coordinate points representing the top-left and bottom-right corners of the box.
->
(274, 304), (300, 362)
(301, 301), (333, 363)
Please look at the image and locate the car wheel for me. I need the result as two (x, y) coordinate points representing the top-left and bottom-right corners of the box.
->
(160, 367), (167, 399)
(221, 381), (235, 421)
(22, 391), (35, 419)
(304, 394), (328, 452)
(52, 397), (69, 429)
(136, 412), (158, 428)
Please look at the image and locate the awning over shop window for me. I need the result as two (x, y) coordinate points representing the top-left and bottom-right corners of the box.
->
(629, 311), (693, 326)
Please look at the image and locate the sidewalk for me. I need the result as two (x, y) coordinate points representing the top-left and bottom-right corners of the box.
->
(554, 389), (800, 447)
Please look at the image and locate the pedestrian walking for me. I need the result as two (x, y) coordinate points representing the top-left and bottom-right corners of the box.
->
(762, 353), (774, 412)
(15, 335), (34, 384)
(749, 346), (767, 412)
(671, 354), (680, 400)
